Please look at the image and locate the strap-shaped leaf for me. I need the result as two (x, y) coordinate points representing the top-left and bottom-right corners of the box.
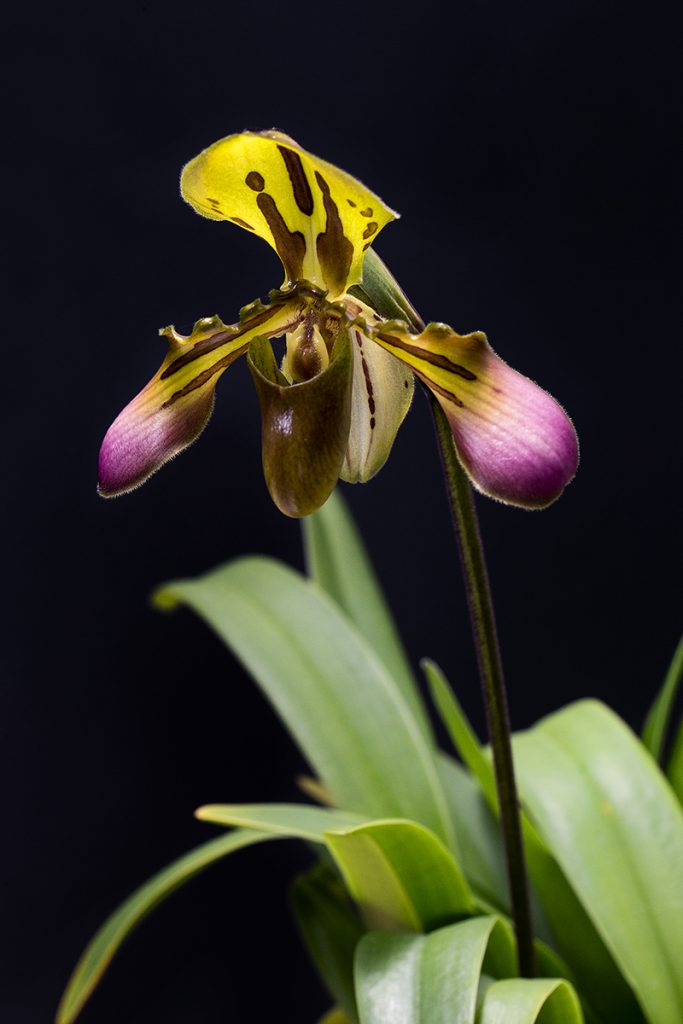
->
(356, 920), (583, 1024)
(642, 636), (683, 763)
(668, 717), (683, 804)
(324, 820), (474, 933)
(291, 863), (364, 1024)
(56, 829), (275, 1024)
(478, 978), (585, 1024)
(318, 1010), (354, 1024)
(156, 558), (455, 847)
(425, 660), (497, 806)
(435, 753), (510, 915)
(196, 802), (365, 839)
(303, 491), (431, 744)
(354, 916), (517, 1024)
(196, 805), (473, 936)
(513, 700), (683, 1024)
(436, 764), (583, 996)
(427, 661), (641, 1022)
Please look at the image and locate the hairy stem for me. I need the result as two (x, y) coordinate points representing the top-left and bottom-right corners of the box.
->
(355, 249), (535, 972)
(429, 393), (535, 976)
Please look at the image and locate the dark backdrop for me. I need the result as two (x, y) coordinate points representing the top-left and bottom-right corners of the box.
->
(3, 2), (680, 1021)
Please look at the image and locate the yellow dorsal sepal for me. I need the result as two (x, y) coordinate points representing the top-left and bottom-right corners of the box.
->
(181, 130), (398, 298)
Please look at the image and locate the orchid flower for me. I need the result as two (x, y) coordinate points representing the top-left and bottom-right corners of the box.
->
(99, 131), (578, 515)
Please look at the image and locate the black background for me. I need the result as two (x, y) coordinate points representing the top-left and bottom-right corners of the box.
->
(3, 2), (680, 1021)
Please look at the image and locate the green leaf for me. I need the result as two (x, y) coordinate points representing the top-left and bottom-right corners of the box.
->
(424, 659), (497, 806)
(156, 558), (454, 847)
(436, 765), (583, 1006)
(478, 978), (585, 1024)
(324, 820), (474, 932)
(349, 247), (424, 333)
(196, 802), (365, 839)
(668, 715), (683, 803)
(354, 916), (517, 1024)
(435, 754), (509, 914)
(522, 827), (640, 1024)
(318, 1009), (354, 1024)
(427, 662), (641, 1022)
(291, 863), (364, 1024)
(197, 805), (474, 937)
(642, 636), (683, 763)
(303, 490), (430, 743)
(56, 829), (275, 1024)
(513, 700), (683, 1024)
(356, 919), (584, 1024)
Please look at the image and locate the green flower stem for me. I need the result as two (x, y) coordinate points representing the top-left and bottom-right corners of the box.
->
(429, 392), (535, 977)
(354, 251), (534, 973)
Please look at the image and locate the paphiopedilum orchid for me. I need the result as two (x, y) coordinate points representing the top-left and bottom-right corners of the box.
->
(99, 131), (578, 515)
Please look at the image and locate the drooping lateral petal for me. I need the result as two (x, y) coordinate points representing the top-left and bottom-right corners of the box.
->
(340, 314), (414, 484)
(181, 131), (397, 297)
(98, 297), (305, 496)
(371, 323), (578, 508)
(247, 331), (353, 517)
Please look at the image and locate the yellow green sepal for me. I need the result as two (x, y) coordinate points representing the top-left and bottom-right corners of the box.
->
(181, 131), (397, 297)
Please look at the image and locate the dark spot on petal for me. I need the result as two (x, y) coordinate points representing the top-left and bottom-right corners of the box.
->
(246, 171), (265, 192)
(278, 145), (314, 215)
(418, 375), (464, 408)
(230, 216), (255, 230)
(162, 349), (244, 406)
(377, 332), (477, 380)
(347, 199), (357, 207)
(362, 222), (378, 240)
(162, 304), (288, 379)
(355, 330), (378, 425)
(257, 192), (306, 282)
(314, 171), (353, 293)
(360, 207), (373, 217)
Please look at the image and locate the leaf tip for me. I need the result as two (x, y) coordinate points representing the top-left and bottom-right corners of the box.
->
(151, 586), (180, 613)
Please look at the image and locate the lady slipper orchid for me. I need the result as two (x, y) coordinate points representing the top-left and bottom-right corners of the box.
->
(99, 130), (578, 515)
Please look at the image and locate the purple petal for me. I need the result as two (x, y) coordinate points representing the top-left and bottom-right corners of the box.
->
(99, 300), (305, 496)
(98, 374), (216, 497)
(440, 344), (579, 508)
(372, 323), (578, 508)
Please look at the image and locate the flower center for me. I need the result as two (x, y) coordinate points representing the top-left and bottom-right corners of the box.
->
(283, 316), (331, 383)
